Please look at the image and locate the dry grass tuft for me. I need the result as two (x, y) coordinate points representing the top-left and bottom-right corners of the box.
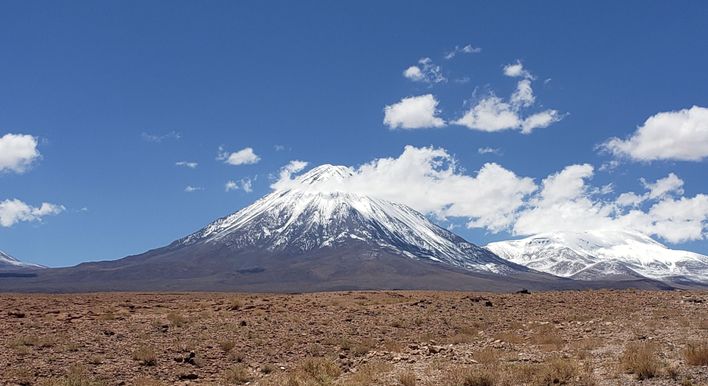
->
(166, 311), (187, 327)
(229, 298), (244, 310)
(219, 339), (236, 353)
(398, 371), (417, 386)
(261, 363), (277, 374)
(38, 366), (105, 386)
(620, 342), (661, 380)
(300, 357), (341, 382)
(448, 367), (497, 386)
(223, 364), (252, 384)
(473, 347), (500, 365)
(132, 345), (157, 366)
(345, 361), (394, 385)
(683, 341), (708, 366)
(534, 358), (577, 385)
(531, 325), (565, 350)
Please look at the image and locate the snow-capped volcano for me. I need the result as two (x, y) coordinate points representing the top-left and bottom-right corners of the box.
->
(0, 250), (45, 270)
(178, 164), (517, 274)
(486, 229), (708, 283)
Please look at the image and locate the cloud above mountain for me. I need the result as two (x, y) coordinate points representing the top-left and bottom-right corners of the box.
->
(383, 94), (446, 129)
(0, 199), (64, 227)
(385, 59), (562, 133)
(601, 106), (708, 161)
(274, 146), (708, 244)
(454, 62), (562, 133)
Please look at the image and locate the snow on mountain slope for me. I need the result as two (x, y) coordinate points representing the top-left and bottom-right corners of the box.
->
(486, 229), (708, 282)
(178, 164), (519, 274)
(0, 250), (45, 270)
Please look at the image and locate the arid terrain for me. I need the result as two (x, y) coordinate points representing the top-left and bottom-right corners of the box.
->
(1, 290), (707, 386)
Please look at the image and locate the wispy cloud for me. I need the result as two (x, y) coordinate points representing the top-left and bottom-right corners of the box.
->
(184, 185), (204, 193)
(478, 147), (502, 155)
(141, 131), (181, 143)
(444, 44), (481, 60)
(403, 57), (446, 84)
(175, 161), (198, 169)
(225, 178), (254, 193)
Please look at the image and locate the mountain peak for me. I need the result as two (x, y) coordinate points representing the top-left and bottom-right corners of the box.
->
(293, 164), (354, 187)
(176, 172), (519, 274)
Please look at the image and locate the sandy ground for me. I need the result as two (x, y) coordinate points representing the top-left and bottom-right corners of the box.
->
(1, 290), (706, 385)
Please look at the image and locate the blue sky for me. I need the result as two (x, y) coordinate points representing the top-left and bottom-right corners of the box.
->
(1, 1), (707, 267)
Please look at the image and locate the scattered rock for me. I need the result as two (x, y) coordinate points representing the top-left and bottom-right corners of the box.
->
(177, 373), (198, 380)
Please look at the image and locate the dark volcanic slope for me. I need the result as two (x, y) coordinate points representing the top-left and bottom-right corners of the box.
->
(0, 243), (671, 292)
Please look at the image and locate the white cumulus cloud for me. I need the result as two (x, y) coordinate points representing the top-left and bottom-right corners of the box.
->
(503, 60), (532, 78)
(601, 106), (708, 161)
(454, 65), (561, 134)
(513, 167), (708, 243)
(384, 94), (446, 129)
(454, 96), (521, 132)
(0, 199), (64, 227)
(0, 133), (41, 174)
(218, 147), (261, 165)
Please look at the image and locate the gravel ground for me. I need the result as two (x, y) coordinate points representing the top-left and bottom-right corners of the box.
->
(1, 290), (706, 385)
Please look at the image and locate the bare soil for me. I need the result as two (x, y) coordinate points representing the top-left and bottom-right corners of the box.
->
(1, 290), (706, 385)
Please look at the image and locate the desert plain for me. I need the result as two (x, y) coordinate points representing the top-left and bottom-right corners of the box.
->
(1, 290), (707, 386)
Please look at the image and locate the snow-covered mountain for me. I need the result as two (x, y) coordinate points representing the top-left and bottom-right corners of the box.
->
(486, 229), (708, 283)
(177, 164), (519, 274)
(0, 250), (45, 270)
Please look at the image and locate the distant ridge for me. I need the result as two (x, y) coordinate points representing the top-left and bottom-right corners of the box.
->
(486, 229), (708, 284)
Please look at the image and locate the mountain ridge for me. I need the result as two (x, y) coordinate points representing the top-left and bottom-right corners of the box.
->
(486, 229), (708, 284)
(0, 250), (45, 271)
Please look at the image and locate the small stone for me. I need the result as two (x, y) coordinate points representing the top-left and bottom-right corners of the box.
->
(178, 373), (198, 380)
